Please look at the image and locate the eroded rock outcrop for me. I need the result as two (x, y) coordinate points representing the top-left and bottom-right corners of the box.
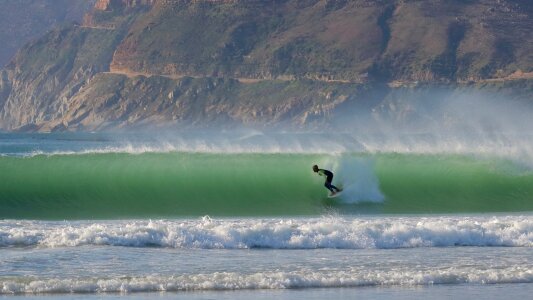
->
(94, 0), (155, 11)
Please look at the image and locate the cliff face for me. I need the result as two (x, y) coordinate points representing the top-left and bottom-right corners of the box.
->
(0, 25), (126, 130)
(0, 0), (532, 132)
(38, 73), (361, 131)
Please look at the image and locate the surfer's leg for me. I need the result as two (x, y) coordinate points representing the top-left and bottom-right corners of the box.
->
(325, 175), (340, 192)
(324, 182), (335, 193)
(331, 184), (341, 192)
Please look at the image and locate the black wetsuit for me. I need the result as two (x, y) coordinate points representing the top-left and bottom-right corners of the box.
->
(317, 169), (341, 193)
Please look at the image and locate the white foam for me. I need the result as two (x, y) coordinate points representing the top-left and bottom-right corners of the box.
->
(320, 155), (385, 203)
(1, 266), (532, 294)
(1, 216), (532, 249)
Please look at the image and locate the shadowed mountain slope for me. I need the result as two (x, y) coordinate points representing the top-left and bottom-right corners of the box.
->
(0, 0), (95, 67)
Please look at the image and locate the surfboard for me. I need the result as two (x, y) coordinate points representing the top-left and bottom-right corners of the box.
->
(328, 191), (343, 198)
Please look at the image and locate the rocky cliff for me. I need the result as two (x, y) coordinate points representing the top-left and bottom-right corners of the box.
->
(0, 0), (531, 132)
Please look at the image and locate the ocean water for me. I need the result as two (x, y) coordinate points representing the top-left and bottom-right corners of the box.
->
(0, 132), (532, 299)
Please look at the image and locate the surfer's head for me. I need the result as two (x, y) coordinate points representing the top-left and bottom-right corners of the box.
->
(312, 165), (319, 172)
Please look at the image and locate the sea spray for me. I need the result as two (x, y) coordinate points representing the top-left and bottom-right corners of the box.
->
(336, 156), (384, 203)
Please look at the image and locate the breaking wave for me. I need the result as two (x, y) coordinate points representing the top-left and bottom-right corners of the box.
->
(1, 216), (532, 249)
(2, 266), (533, 294)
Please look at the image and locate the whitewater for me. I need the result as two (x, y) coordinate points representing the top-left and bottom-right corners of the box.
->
(0, 132), (532, 299)
(1, 217), (532, 294)
(1, 216), (532, 249)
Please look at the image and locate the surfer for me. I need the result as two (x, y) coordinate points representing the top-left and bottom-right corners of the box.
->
(312, 165), (342, 196)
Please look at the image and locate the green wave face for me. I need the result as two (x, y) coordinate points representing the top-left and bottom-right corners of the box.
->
(0, 153), (532, 219)
(374, 154), (533, 213)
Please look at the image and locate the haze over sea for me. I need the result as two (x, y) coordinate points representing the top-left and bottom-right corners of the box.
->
(0, 131), (532, 299)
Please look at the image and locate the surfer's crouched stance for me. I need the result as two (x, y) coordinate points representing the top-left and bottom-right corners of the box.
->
(313, 165), (342, 195)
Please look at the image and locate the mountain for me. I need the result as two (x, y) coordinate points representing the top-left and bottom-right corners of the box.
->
(0, 0), (531, 132)
(0, 0), (95, 68)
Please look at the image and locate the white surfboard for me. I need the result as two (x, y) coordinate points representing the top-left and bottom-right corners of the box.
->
(327, 191), (343, 198)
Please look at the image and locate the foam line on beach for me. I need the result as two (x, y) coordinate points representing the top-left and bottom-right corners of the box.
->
(2, 266), (533, 294)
